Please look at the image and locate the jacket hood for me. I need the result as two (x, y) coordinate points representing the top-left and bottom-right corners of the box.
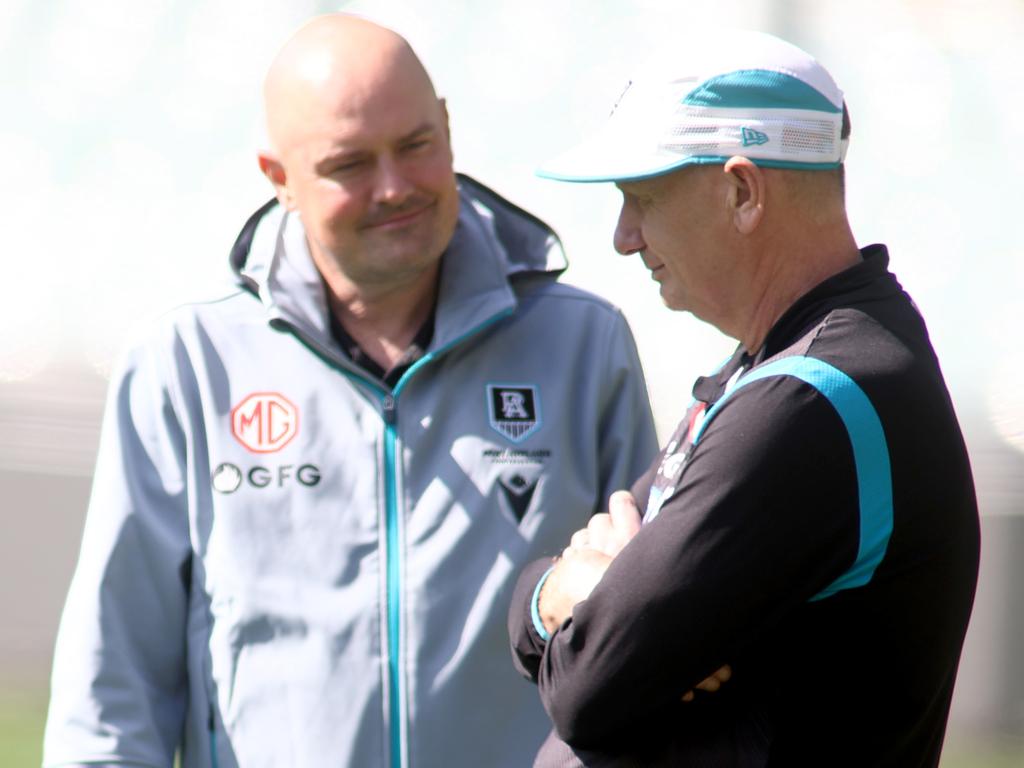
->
(225, 174), (568, 356)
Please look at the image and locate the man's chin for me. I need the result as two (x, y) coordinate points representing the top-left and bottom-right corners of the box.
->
(367, 215), (454, 260)
(657, 286), (682, 311)
(363, 240), (445, 280)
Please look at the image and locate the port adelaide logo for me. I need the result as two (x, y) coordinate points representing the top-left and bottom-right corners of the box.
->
(212, 392), (321, 494)
(484, 384), (548, 525)
(487, 384), (541, 442)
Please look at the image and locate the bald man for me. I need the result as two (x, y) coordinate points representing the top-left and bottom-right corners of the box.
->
(43, 15), (656, 768)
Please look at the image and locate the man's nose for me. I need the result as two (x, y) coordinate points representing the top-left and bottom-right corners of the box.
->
(612, 205), (645, 256)
(373, 155), (414, 204)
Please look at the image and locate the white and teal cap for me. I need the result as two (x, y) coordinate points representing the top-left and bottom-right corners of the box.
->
(538, 31), (847, 183)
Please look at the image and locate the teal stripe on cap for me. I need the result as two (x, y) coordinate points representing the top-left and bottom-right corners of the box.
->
(683, 70), (841, 113)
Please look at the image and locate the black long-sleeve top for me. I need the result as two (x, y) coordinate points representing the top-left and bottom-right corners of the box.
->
(509, 246), (980, 767)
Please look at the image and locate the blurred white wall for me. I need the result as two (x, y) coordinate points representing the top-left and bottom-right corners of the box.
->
(2, 0), (1021, 749)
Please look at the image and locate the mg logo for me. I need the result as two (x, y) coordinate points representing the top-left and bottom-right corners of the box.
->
(231, 392), (298, 453)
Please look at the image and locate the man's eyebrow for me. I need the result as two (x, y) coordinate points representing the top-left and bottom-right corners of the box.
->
(314, 148), (370, 173)
(398, 122), (437, 142)
(314, 123), (439, 171)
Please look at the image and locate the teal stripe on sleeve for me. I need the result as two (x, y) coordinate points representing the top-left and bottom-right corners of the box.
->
(693, 356), (893, 600)
(531, 566), (556, 641)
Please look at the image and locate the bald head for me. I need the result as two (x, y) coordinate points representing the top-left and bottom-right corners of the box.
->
(263, 15), (439, 156)
(256, 14), (460, 307)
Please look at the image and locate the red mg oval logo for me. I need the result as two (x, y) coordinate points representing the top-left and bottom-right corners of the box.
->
(230, 392), (298, 453)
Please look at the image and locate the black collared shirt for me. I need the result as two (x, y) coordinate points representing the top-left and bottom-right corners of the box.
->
(329, 305), (436, 388)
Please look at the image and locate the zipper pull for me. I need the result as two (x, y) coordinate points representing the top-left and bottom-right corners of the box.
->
(382, 394), (397, 425)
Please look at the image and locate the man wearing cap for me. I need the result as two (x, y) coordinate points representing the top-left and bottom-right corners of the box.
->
(509, 31), (979, 765)
(42, 14), (658, 768)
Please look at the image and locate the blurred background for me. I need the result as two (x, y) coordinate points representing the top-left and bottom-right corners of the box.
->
(2, 0), (1021, 765)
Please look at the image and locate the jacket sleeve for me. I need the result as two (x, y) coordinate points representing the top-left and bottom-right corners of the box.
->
(593, 309), (659, 502)
(509, 308), (658, 684)
(533, 375), (864, 751)
(43, 336), (193, 768)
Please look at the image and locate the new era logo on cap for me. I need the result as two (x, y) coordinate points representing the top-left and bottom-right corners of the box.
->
(741, 127), (769, 146)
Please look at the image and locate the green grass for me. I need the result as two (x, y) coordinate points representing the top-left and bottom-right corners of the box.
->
(0, 689), (47, 768)
(940, 734), (1024, 768)
(1, 687), (1021, 768)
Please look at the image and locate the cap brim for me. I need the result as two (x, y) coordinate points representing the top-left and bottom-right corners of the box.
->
(536, 128), (703, 184)
(536, 119), (720, 184)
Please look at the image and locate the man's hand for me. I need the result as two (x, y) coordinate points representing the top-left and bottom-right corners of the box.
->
(681, 665), (733, 702)
(537, 490), (735, 701)
(537, 490), (643, 635)
(571, 490), (643, 558)
(538, 546), (612, 635)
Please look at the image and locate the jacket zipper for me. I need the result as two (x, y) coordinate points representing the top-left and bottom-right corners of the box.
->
(381, 392), (402, 768)
(208, 705), (220, 768)
(273, 307), (515, 768)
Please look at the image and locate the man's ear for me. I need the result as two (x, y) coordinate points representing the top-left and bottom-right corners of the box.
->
(257, 152), (296, 210)
(438, 97), (452, 144)
(723, 156), (765, 235)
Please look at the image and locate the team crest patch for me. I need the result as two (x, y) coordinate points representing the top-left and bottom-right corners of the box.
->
(487, 384), (541, 442)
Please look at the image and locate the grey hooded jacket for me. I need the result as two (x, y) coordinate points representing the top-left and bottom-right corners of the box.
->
(43, 175), (658, 768)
